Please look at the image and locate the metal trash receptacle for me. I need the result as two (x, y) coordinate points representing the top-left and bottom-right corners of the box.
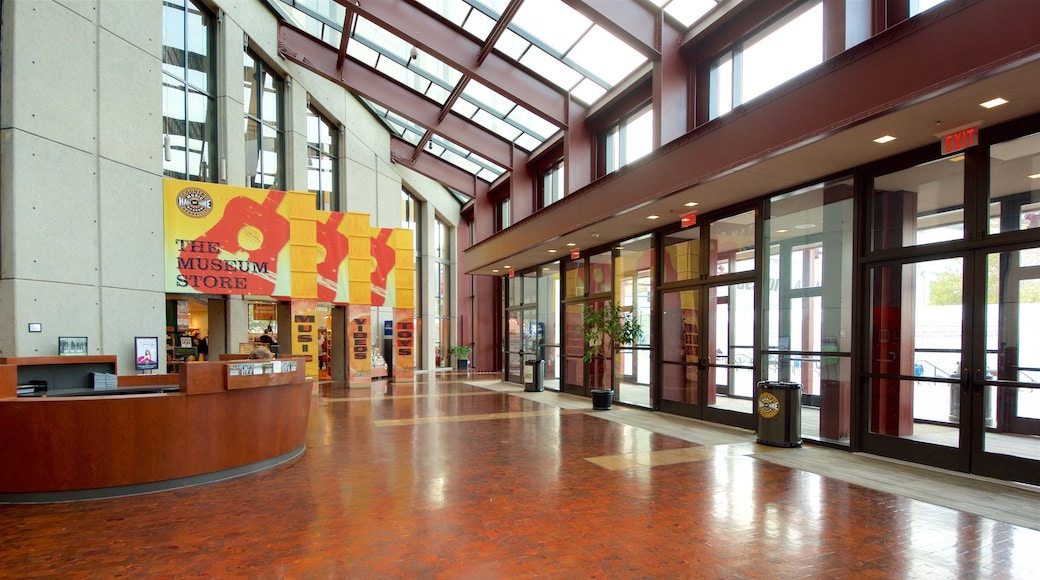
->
(756, 381), (802, 447)
(524, 359), (544, 392)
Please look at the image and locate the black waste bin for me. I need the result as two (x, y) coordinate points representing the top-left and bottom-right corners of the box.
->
(524, 359), (545, 392)
(756, 381), (802, 447)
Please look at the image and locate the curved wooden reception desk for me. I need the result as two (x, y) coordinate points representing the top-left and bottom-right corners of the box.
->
(0, 356), (311, 503)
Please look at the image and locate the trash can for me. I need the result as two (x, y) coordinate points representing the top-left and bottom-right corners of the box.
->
(524, 359), (544, 392)
(756, 381), (802, 447)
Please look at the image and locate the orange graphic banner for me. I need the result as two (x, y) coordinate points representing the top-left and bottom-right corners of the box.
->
(394, 308), (415, 380)
(348, 304), (372, 384)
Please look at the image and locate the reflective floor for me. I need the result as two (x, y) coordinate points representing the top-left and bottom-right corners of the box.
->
(1, 373), (1038, 578)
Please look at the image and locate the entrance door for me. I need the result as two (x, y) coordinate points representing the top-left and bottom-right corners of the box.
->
(863, 248), (1040, 484)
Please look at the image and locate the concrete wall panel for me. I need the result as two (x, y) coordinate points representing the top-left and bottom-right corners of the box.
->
(98, 160), (164, 292)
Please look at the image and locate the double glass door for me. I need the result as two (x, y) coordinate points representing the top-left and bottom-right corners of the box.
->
(864, 247), (1040, 483)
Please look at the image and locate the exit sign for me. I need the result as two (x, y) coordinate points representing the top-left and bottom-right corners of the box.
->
(940, 125), (980, 155)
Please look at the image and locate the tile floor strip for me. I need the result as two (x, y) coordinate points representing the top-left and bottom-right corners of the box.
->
(586, 442), (786, 470)
(373, 408), (587, 426)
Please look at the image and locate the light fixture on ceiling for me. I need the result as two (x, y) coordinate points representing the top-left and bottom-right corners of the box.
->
(1028, 173), (1040, 180)
(795, 224), (816, 230)
(566, 242), (576, 247)
(684, 201), (698, 207)
(548, 249), (557, 253)
(873, 135), (896, 144)
(647, 215), (660, 220)
(409, 47), (418, 61)
(980, 97), (1008, 109)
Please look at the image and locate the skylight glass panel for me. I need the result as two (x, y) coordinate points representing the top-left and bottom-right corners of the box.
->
(511, 0), (591, 55)
(514, 133), (541, 152)
(375, 57), (424, 93)
(425, 83), (451, 104)
(347, 41), (380, 68)
(517, 45), (583, 90)
(662, 0), (719, 28)
(462, 79), (515, 118)
(477, 168), (502, 182)
(414, 0), (471, 28)
(353, 17), (408, 58)
(506, 108), (557, 141)
(450, 97), (479, 119)
(568, 25), (647, 86)
(471, 109), (523, 142)
(570, 78), (607, 106)
(409, 52), (463, 90)
(461, 9), (495, 40)
(494, 29), (531, 61)
(441, 149), (482, 174)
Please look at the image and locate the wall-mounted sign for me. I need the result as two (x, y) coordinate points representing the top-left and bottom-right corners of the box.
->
(940, 123), (980, 155)
(681, 212), (697, 228)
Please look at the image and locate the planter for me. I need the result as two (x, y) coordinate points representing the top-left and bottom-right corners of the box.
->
(457, 359), (469, 371)
(591, 389), (614, 410)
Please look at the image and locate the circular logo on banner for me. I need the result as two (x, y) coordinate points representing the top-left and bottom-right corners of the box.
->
(758, 392), (781, 418)
(177, 187), (214, 218)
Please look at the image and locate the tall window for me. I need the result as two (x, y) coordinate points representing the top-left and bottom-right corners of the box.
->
(162, 0), (217, 181)
(434, 218), (451, 367)
(307, 104), (339, 211)
(498, 197), (511, 231)
(604, 106), (653, 175)
(540, 159), (565, 208)
(402, 190), (423, 367)
(244, 49), (284, 189)
(709, 1), (823, 120)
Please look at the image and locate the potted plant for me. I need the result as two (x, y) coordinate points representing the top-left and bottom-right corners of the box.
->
(583, 302), (642, 410)
(448, 344), (472, 371)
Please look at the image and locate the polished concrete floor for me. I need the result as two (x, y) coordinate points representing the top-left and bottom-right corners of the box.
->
(1, 373), (1038, 578)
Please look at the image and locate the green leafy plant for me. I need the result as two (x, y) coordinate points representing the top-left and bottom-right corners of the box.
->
(448, 344), (472, 360)
(582, 302), (642, 362)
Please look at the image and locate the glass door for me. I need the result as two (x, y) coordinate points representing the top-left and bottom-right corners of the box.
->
(974, 246), (1040, 483)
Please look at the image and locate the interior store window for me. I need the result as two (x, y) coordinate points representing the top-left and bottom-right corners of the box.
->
(306, 104), (339, 211)
(603, 105), (653, 175)
(762, 178), (855, 445)
(244, 49), (285, 189)
(709, 1), (824, 120)
(162, 0), (217, 182)
(498, 196), (511, 231)
(710, 210), (756, 276)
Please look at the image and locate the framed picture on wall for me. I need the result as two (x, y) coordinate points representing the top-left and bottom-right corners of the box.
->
(135, 336), (159, 371)
(58, 336), (88, 356)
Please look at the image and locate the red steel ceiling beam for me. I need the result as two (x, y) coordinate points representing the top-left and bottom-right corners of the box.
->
(390, 138), (491, 199)
(561, 0), (662, 59)
(278, 22), (514, 169)
(334, 0), (569, 129)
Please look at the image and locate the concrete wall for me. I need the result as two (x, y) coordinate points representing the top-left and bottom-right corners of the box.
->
(0, 0), (460, 373)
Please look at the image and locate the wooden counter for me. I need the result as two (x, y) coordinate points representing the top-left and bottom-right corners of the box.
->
(0, 357), (311, 502)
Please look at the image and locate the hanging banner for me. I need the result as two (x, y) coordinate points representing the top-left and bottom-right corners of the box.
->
(316, 211), (352, 304)
(347, 214), (372, 305)
(164, 179), (292, 295)
(394, 308), (415, 380)
(371, 227), (396, 306)
(348, 304), (372, 385)
(285, 190), (318, 301)
(292, 299), (319, 378)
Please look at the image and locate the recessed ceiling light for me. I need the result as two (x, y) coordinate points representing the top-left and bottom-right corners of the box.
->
(503, 265), (510, 269)
(795, 224), (816, 230)
(548, 249), (557, 253)
(492, 269), (499, 273)
(776, 229), (789, 233)
(684, 202), (699, 207)
(873, 135), (896, 144)
(566, 242), (576, 247)
(980, 97), (1008, 109)
(647, 215), (660, 220)
(1028, 173), (1040, 180)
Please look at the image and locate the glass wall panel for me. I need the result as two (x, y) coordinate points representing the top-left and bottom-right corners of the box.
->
(872, 157), (964, 250)
(708, 282), (755, 415)
(988, 132), (1040, 235)
(711, 210), (756, 275)
(536, 263), (561, 390)
(564, 259), (586, 298)
(662, 229), (700, 283)
(563, 303), (585, 389)
(661, 289), (700, 405)
(588, 251), (612, 295)
(763, 179), (854, 443)
(616, 236), (652, 407)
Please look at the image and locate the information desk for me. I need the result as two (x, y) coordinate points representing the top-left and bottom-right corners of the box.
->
(0, 357), (311, 503)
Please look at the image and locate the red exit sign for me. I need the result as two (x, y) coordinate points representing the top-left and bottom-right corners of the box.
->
(941, 125), (979, 155)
